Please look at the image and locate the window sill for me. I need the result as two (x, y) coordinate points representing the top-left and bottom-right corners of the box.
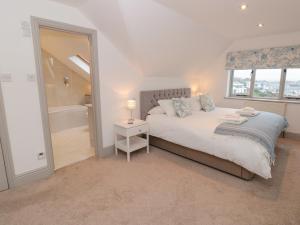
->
(224, 96), (300, 104)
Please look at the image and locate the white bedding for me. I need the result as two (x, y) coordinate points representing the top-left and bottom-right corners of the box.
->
(146, 107), (273, 179)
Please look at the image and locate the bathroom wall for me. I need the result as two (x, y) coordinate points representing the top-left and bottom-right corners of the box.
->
(42, 50), (91, 107)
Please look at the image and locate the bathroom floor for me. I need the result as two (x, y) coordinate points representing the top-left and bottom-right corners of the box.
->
(51, 125), (95, 170)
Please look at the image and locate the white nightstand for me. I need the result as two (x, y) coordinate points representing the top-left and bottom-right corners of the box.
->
(114, 119), (149, 161)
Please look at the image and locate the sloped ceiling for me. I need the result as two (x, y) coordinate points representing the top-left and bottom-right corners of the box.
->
(51, 0), (300, 77)
(40, 28), (91, 80)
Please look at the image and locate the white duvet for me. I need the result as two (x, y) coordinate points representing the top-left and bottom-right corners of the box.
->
(147, 107), (273, 179)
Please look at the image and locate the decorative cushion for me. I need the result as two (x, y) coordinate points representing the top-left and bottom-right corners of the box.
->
(181, 96), (201, 111)
(172, 98), (192, 118)
(148, 106), (165, 115)
(158, 99), (176, 117)
(200, 94), (215, 112)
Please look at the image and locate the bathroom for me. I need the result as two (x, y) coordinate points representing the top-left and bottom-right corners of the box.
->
(40, 28), (95, 169)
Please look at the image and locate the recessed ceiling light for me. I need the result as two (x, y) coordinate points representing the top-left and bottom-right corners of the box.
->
(257, 23), (264, 28)
(240, 4), (248, 10)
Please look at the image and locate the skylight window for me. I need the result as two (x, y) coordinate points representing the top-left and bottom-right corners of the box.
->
(69, 55), (90, 74)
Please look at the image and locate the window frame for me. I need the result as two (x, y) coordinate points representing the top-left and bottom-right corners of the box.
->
(228, 68), (300, 102)
(283, 68), (300, 100)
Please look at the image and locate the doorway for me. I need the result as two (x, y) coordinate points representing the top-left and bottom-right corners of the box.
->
(40, 28), (95, 169)
(31, 17), (103, 172)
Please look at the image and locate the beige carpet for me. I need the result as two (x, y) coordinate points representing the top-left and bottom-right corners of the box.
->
(0, 138), (299, 225)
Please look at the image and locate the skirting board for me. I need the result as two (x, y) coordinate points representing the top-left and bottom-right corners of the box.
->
(286, 132), (300, 141)
(12, 145), (114, 188)
(102, 145), (115, 157)
(13, 166), (54, 188)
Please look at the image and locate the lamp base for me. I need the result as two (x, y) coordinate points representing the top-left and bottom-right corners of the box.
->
(128, 118), (134, 124)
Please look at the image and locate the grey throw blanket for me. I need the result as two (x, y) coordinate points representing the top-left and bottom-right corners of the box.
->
(215, 112), (288, 163)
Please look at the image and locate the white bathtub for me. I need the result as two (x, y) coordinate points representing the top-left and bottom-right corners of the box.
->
(48, 105), (88, 133)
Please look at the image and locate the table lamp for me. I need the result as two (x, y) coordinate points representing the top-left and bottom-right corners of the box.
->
(127, 99), (136, 124)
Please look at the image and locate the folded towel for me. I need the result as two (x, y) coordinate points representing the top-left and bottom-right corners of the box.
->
(237, 106), (259, 117)
(222, 117), (248, 125)
(241, 107), (255, 112)
(237, 110), (260, 117)
(223, 113), (240, 120)
(221, 114), (248, 124)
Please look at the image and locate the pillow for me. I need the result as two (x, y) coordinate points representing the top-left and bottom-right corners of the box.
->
(172, 99), (192, 118)
(200, 94), (215, 112)
(148, 106), (165, 115)
(158, 99), (176, 117)
(181, 96), (201, 111)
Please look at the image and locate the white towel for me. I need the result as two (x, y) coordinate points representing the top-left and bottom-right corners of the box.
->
(237, 110), (259, 117)
(242, 107), (255, 112)
(221, 114), (248, 124)
(237, 107), (259, 117)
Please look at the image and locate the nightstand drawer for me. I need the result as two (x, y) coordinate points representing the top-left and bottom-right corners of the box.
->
(127, 124), (148, 136)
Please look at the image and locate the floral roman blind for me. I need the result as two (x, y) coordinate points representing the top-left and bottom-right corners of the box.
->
(225, 45), (300, 70)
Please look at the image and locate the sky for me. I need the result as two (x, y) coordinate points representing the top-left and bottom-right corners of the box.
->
(234, 69), (300, 82)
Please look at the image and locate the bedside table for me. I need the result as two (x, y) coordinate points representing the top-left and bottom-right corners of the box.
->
(114, 119), (149, 161)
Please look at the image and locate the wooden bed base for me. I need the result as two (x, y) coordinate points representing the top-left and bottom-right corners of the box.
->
(150, 136), (255, 181)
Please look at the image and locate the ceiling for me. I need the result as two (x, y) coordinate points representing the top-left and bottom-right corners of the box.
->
(51, 0), (300, 77)
(40, 28), (91, 80)
(154, 0), (300, 40)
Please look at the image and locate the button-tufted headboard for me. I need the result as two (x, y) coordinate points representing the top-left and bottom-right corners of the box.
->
(140, 88), (191, 120)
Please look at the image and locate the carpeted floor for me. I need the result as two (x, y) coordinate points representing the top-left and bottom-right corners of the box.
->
(0, 138), (299, 225)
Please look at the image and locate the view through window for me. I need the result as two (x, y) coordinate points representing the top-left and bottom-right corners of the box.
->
(229, 68), (300, 101)
(253, 69), (281, 98)
(284, 68), (300, 98)
(231, 70), (252, 96)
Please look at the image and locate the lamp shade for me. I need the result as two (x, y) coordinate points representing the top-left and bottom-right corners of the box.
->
(127, 99), (136, 110)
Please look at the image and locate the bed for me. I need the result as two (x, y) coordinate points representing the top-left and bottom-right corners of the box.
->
(140, 88), (285, 180)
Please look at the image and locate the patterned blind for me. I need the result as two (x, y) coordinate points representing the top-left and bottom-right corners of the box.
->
(225, 45), (300, 70)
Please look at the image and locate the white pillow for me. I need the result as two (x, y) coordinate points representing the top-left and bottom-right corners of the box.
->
(148, 106), (165, 115)
(181, 96), (201, 111)
(158, 99), (176, 117)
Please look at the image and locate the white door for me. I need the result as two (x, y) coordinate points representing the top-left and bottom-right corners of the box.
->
(0, 141), (8, 191)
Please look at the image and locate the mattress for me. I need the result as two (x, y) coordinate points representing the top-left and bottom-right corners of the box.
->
(146, 107), (273, 179)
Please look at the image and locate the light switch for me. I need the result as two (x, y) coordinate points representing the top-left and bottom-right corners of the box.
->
(27, 73), (36, 82)
(21, 21), (31, 37)
(0, 73), (12, 82)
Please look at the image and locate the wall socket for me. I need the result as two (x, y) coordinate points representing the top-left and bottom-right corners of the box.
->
(37, 152), (45, 160)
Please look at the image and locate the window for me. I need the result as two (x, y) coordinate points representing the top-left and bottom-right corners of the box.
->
(69, 55), (90, 74)
(284, 68), (300, 99)
(253, 69), (281, 98)
(231, 69), (252, 96)
(228, 68), (300, 102)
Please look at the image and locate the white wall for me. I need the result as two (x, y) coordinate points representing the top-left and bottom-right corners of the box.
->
(0, 0), (189, 175)
(198, 31), (300, 133)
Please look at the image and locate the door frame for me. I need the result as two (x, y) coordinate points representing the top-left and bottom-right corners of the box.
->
(0, 81), (15, 188)
(31, 17), (103, 173)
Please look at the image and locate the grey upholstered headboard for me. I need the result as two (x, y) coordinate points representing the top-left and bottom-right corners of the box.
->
(140, 88), (191, 120)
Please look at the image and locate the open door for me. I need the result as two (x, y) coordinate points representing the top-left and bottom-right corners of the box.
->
(0, 140), (8, 191)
